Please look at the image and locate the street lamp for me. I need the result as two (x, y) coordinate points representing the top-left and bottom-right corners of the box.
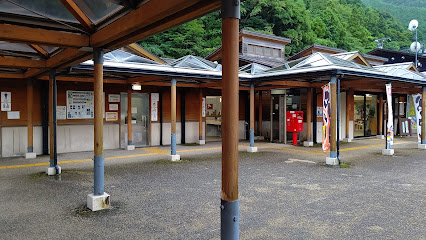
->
(408, 19), (419, 67)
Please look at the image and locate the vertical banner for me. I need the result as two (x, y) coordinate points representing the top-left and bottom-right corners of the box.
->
(322, 83), (330, 152)
(386, 84), (394, 146)
(202, 97), (206, 117)
(413, 93), (422, 142)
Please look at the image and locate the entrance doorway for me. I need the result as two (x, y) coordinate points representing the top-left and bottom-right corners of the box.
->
(120, 93), (150, 148)
(354, 93), (378, 137)
(205, 96), (222, 142)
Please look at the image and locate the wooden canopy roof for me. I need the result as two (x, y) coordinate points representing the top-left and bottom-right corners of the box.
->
(0, 0), (220, 79)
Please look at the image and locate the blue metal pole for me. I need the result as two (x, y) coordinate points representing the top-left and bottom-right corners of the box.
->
(93, 48), (104, 196)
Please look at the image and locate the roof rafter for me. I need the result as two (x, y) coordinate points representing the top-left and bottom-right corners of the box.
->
(0, 56), (46, 68)
(0, 24), (89, 48)
(28, 44), (49, 58)
(60, 0), (95, 33)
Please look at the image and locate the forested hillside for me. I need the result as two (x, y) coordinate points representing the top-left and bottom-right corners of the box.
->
(361, 0), (426, 41)
(140, 0), (412, 59)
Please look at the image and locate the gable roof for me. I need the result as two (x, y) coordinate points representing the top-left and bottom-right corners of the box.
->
(288, 44), (347, 61)
(332, 51), (371, 67)
(374, 62), (419, 73)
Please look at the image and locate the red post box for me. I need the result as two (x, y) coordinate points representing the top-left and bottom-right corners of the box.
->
(286, 111), (304, 145)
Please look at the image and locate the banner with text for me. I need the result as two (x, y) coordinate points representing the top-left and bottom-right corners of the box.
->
(322, 83), (330, 152)
(386, 84), (394, 146)
(413, 93), (422, 142)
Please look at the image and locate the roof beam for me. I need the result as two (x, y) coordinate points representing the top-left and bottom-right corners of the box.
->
(0, 56), (46, 68)
(60, 0), (95, 33)
(127, 43), (165, 64)
(0, 24), (89, 48)
(28, 44), (49, 58)
(38, 75), (125, 84)
(257, 80), (312, 87)
(91, 0), (220, 49)
(0, 73), (25, 79)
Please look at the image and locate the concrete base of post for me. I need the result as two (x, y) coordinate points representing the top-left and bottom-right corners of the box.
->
(343, 138), (353, 143)
(247, 147), (258, 153)
(418, 144), (426, 149)
(382, 148), (394, 156)
(25, 152), (37, 159)
(197, 140), (206, 145)
(326, 157), (339, 166)
(168, 155), (181, 161)
(126, 145), (135, 151)
(87, 192), (110, 211)
(303, 141), (313, 147)
(47, 166), (61, 176)
(377, 135), (385, 139)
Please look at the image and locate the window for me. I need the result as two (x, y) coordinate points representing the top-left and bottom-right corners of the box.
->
(247, 44), (281, 58)
(247, 45), (254, 54)
(273, 49), (280, 57)
(255, 46), (263, 55)
(264, 48), (272, 56)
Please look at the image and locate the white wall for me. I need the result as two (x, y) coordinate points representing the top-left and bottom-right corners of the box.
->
(151, 123), (161, 146)
(55, 124), (119, 154)
(1, 126), (43, 157)
(185, 121), (206, 143)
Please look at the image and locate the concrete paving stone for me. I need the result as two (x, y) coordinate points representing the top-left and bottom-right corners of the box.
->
(0, 136), (425, 239)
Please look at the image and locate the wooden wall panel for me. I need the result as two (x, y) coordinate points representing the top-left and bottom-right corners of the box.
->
(185, 88), (201, 122)
(0, 79), (41, 127)
(162, 88), (181, 122)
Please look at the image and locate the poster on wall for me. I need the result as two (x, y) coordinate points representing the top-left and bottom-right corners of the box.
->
(109, 104), (118, 111)
(413, 93), (422, 142)
(66, 91), (105, 119)
(105, 112), (118, 121)
(322, 83), (330, 152)
(202, 97), (206, 117)
(1, 92), (11, 111)
(386, 84), (394, 146)
(151, 93), (159, 121)
(56, 106), (66, 120)
(108, 94), (120, 103)
(66, 91), (94, 119)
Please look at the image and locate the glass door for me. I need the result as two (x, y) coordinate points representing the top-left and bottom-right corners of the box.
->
(354, 93), (378, 137)
(120, 93), (150, 148)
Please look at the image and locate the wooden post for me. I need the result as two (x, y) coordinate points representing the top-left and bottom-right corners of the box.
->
(259, 91), (263, 136)
(27, 79), (34, 154)
(127, 88), (132, 146)
(169, 79), (180, 160)
(87, 48), (109, 211)
(327, 75), (338, 165)
(221, 1), (240, 238)
(93, 48), (104, 195)
(378, 94), (384, 136)
(198, 88), (204, 144)
(247, 84), (257, 152)
(305, 88), (312, 146)
(47, 69), (60, 175)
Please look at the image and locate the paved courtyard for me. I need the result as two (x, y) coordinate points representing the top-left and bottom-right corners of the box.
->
(1, 137), (425, 239)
